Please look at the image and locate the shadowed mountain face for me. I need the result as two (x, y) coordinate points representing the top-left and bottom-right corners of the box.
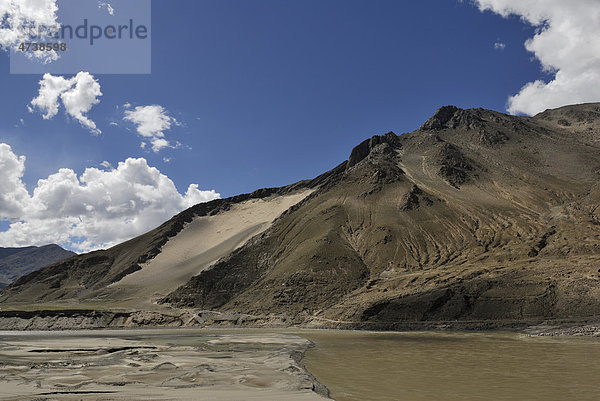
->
(4, 103), (600, 327)
(0, 245), (76, 289)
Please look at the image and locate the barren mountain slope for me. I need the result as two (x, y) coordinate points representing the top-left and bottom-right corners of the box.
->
(0, 245), (75, 289)
(163, 104), (600, 325)
(0, 179), (329, 309)
(3, 103), (600, 328)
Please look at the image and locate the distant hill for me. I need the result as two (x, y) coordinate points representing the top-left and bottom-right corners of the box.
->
(3, 103), (600, 329)
(0, 245), (76, 289)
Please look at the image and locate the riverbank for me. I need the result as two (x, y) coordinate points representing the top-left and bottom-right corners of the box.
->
(0, 329), (330, 401)
(1, 308), (599, 337)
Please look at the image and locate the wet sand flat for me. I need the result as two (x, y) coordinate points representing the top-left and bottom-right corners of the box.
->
(0, 329), (328, 401)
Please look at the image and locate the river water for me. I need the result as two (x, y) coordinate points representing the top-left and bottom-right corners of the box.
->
(0, 328), (598, 400)
(300, 330), (600, 401)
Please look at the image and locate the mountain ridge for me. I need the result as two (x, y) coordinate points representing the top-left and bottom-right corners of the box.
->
(161, 103), (600, 324)
(3, 103), (600, 330)
(0, 245), (76, 289)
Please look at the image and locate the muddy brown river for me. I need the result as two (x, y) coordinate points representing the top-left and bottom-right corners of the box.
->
(300, 330), (600, 401)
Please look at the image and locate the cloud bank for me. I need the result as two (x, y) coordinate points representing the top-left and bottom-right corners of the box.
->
(124, 105), (180, 152)
(30, 72), (103, 135)
(473, 0), (600, 115)
(0, 144), (220, 252)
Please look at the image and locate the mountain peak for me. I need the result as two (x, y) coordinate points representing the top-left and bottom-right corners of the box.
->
(419, 105), (491, 132)
(420, 105), (462, 131)
(347, 131), (399, 168)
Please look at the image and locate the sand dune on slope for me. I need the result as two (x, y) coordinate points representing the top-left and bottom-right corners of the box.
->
(100, 190), (313, 308)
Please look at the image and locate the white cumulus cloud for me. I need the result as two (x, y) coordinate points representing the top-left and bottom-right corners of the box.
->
(0, 144), (31, 219)
(0, 144), (220, 252)
(123, 104), (180, 152)
(30, 72), (103, 135)
(0, 0), (61, 63)
(473, 0), (600, 115)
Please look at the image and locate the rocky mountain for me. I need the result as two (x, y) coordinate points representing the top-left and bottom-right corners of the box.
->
(0, 245), (76, 289)
(3, 103), (600, 329)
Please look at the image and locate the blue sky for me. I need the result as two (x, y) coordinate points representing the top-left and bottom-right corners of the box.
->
(1, 0), (593, 251)
(1, 0), (547, 195)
